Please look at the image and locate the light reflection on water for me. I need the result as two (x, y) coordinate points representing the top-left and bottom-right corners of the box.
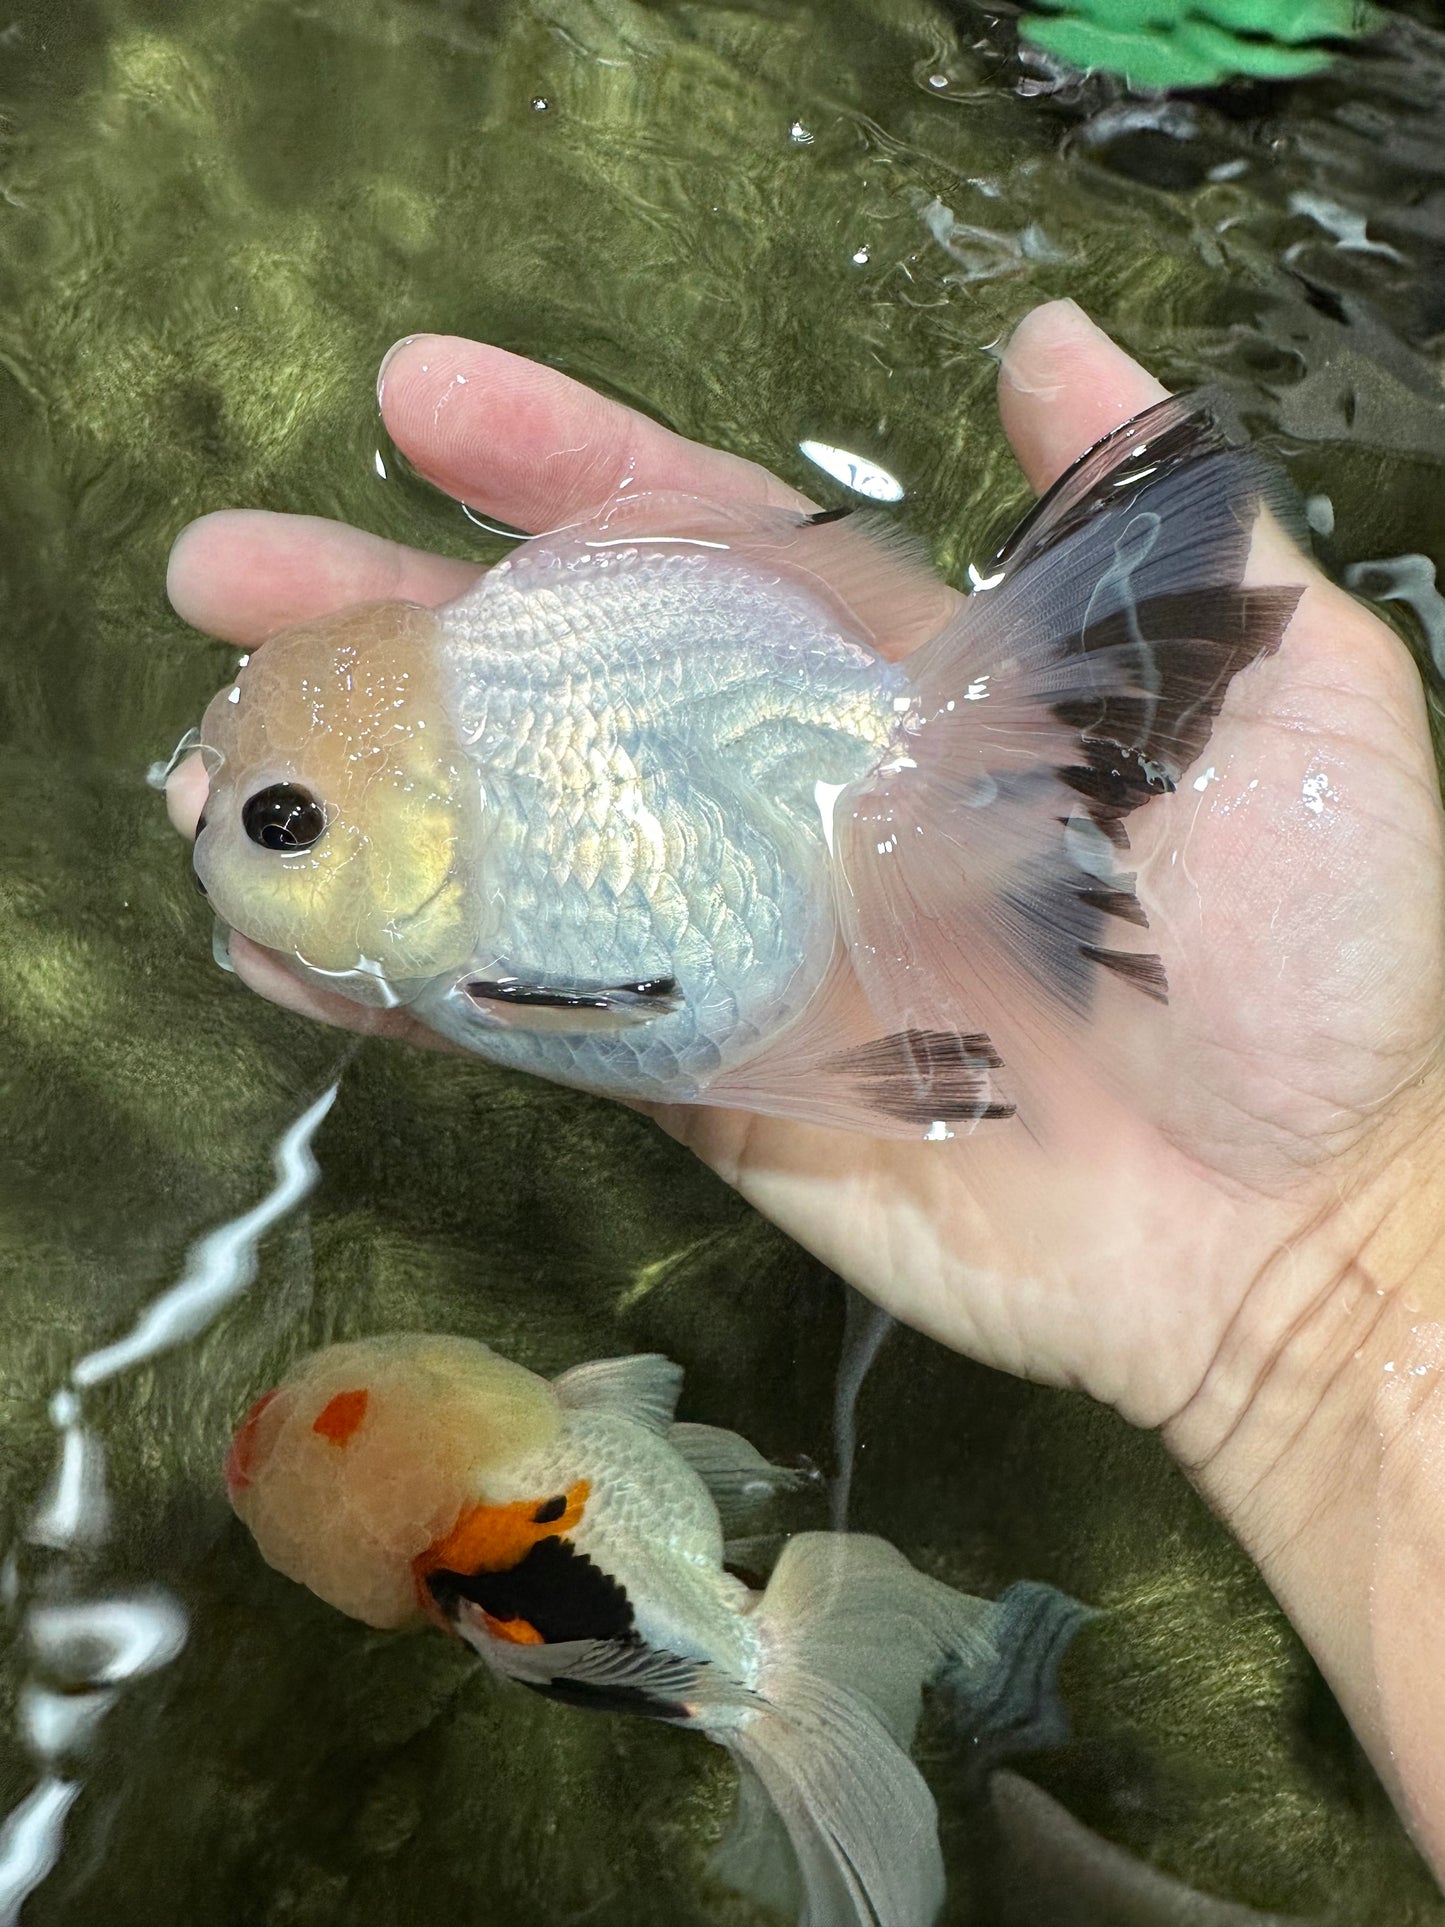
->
(0, 1084), (338, 1922)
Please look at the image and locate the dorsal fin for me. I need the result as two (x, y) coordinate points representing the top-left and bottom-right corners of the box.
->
(463, 488), (955, 659)
(668, 1421), (814, 1531)
(552, 1354), (683, 1434)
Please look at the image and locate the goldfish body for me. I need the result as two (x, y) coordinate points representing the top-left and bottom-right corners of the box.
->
(227, 1333), (1088, 1926)
(193, 396), (1300, 1135)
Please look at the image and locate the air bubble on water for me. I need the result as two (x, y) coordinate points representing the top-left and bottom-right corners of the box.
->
(530, 97), (548, 112)
(789, 120), (813, 145)
(145, 726), (203, 792)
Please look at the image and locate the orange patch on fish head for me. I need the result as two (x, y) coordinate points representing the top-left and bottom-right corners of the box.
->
(312, 1387), (369, 1445)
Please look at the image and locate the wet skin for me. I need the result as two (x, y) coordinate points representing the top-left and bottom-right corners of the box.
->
(166, 300), (1445, 1872)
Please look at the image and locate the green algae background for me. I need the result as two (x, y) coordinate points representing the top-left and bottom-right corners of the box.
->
(1, 0), (1443, 1922)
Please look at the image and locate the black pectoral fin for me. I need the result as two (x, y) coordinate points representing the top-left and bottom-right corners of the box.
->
(457, 973), (683, 1033)
(499, 1638), (713, 1726)
(428, 1535), (635, 1644)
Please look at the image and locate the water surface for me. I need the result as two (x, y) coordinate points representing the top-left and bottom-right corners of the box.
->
(1, 1), (1443, 1920)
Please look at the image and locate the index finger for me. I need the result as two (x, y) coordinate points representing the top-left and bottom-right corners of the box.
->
(377, 333), (811, 528)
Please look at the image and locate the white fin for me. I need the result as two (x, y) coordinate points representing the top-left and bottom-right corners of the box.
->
(710, 1534), (1089, 1927)
(470, 1626), (710, 1712)
(668, 1422), (814, 1532)
(826, 392), (1306, 1136)
(551, 1354), (683, 1434)
(989, 1771), (1308, 1925)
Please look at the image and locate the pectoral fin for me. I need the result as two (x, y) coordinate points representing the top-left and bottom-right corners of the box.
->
(456, 973), (683, 1033)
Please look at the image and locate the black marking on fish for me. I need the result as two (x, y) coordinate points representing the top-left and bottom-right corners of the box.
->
(461, 975), (683, 1018)
(824, 1028), (1015, 1124)
(803, 505), (854, 526)
(1049, 586), (1300, 825)
(1081, 946), (1169, 1003)
(532, 1495), (567, 1525)
(1075, 886), (1149, 930)
(428, 1535), (636, 1645)
(525, 1670), (692, 1723)
(994, 392), (1242, 573)
(964, 396), (1302, 1020)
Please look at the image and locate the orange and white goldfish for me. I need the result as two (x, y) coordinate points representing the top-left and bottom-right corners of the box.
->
(189, 395), (1300, 1137)
(225, 1333), (1089, 1926)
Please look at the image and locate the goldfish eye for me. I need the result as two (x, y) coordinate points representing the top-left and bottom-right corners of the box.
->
(242, 783), (327, 853)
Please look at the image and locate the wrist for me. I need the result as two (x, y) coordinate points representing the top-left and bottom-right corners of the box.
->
(1163, 1088), (1445, 1867)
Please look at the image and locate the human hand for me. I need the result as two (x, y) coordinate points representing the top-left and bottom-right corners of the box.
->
(167, 301), (1445, 1864)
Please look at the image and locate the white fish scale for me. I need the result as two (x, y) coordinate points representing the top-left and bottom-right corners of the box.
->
(423, 545), (905, 1097)
(485, 1408), (757, 1672)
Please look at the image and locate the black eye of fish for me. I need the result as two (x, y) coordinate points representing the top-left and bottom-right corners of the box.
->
(532, 1495), (567, 1526)
(242, 784), (327, 853)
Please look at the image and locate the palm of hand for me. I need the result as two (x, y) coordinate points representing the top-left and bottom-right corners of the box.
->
(167, 304), (1445, 1427)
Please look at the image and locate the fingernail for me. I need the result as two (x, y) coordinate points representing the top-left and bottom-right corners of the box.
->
(377, 334), (431, 404)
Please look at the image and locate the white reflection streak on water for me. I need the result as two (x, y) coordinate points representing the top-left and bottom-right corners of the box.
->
(831, 1288), (895, 1532)
(798, 439), (906, 503)
(0, 1081), (340, 1924)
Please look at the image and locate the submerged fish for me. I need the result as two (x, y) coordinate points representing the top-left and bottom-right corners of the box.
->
(191, 396), (1300, 1135)
(226, 1333), (1089, 1926)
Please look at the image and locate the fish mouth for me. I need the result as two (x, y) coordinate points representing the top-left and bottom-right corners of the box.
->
(225, 1389), (280, 1494)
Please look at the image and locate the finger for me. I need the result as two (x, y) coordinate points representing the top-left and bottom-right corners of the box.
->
(166, 753), (208, 837)
(998, 298), (1320, 607)
(377, 334), (811, 532)
(167, 510), (483, 645)
(998, 299), (1169, 494)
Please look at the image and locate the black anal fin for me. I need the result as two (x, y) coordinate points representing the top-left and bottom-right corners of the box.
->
(822, 1028), (1015, 1126)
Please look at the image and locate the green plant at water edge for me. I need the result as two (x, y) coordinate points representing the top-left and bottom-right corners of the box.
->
(1021, 0), (1385, 89)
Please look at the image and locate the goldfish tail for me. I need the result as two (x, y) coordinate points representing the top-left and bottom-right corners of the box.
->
(709, 1533), (1089, 1926)
(826, 390), (1306, 1134)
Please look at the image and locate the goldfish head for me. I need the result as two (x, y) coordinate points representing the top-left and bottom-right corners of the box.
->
(225, 1334), (562, 1629)
(193, 602), (483, 989)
